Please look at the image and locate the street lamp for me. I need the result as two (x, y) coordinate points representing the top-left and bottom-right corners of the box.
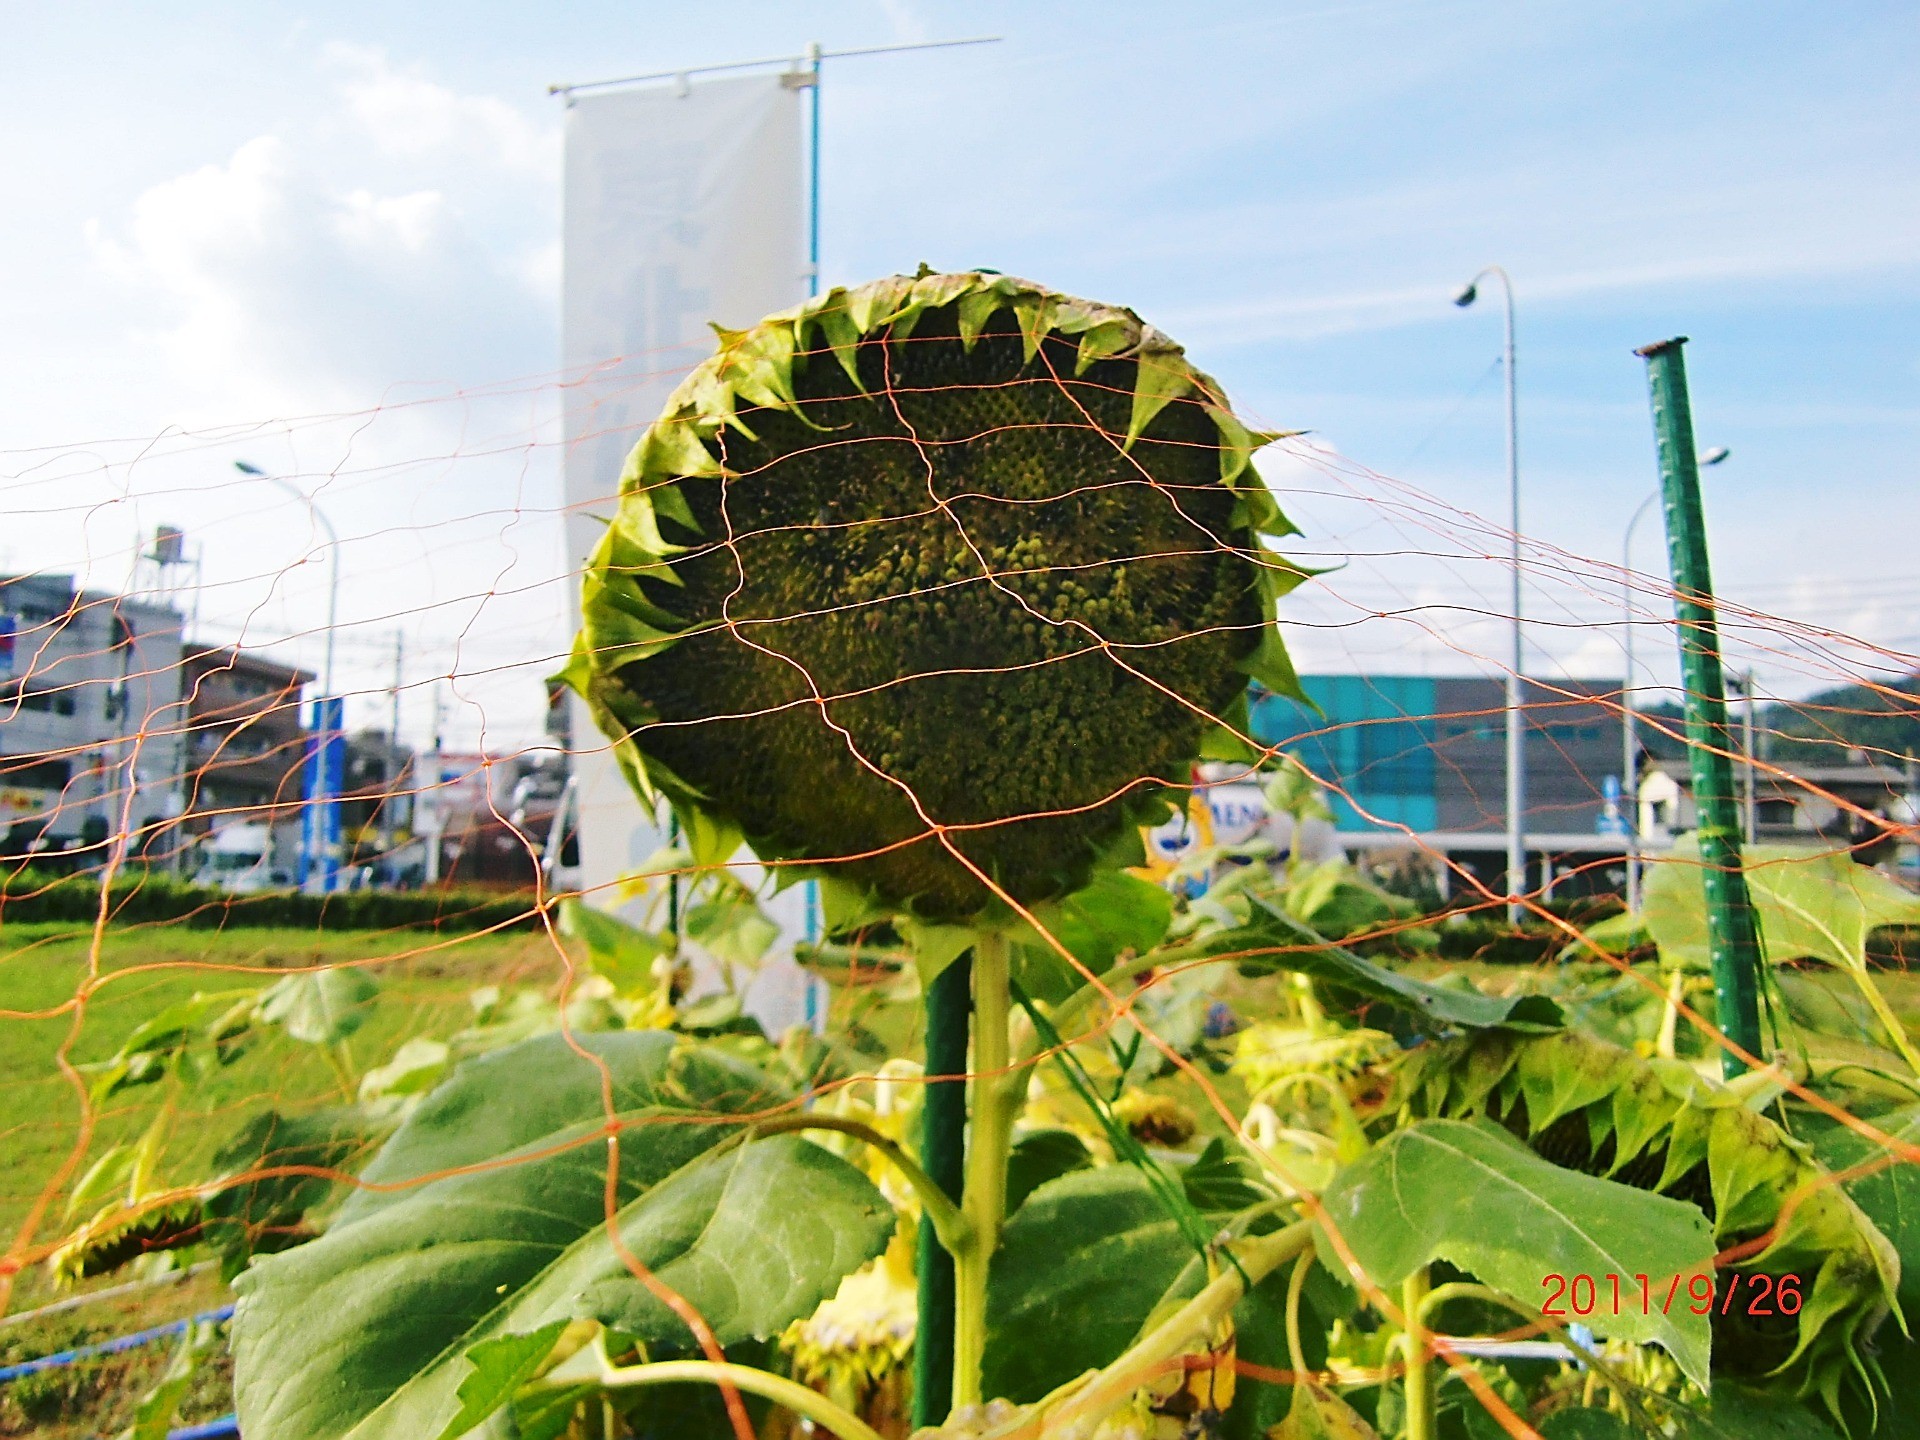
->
(1454, 267), (1525, 922)
(236, 460), (341, 893)
(1620, 445), (1729, 908)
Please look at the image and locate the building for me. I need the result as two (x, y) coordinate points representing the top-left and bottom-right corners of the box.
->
(0, 571), (455, 887)
(413, 749), (564, 889)
(339, 729), (415, 855)
(1639, 755), (1916, 862)
(0, 574), (186, 861)
(176, 646), (315, 872)
(1251, 674), (1632, 898)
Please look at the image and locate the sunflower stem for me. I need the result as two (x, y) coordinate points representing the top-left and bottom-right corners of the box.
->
(1657, 968), (1685, 1060)
(591, 1358), (885, 1440)
(953, 933), (1015, 1411)
(1402, 1266), (1434, 1440)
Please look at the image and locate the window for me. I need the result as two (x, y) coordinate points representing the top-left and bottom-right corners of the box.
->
(0, 755), (72, 789)
(1, 682), (77, 716)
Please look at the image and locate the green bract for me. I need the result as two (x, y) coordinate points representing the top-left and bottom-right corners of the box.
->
(563, 270), (1307, 920)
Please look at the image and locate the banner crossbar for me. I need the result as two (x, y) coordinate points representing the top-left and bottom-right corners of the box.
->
(548, 36), (1001, 98)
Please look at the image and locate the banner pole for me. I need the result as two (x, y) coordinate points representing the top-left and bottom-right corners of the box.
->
(1634, 336), (1764, 1077)
(807, 41), (822, 298)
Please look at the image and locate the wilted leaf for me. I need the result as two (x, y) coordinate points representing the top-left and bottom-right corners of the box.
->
(81, 988), (260, 1099)
(1801, 1097), (1920, 1305)
(1269, 1381), (1378, 1439)
(1214, 898), (1562, 1033)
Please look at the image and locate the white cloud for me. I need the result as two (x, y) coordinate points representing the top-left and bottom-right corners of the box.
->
(55, 48), (571, 746)
(321, 41), (555, 175)
(334, 187), (445, 253)
(83, 51), (556, 415)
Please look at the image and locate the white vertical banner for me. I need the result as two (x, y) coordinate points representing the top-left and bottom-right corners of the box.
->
(560, 73), (818, 1027)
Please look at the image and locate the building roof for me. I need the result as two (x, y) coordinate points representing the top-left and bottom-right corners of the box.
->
(181, 645), (314, 686)
(0, 572), (182, 628)
(1648, 756), (1908, 788)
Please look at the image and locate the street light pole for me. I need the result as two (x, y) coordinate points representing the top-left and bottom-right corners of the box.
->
(1736, 668), (1758, 844)
(1455, 267), (1524, 922)
(1621, 490), (1658, 911)
(236, 461), (341, 893)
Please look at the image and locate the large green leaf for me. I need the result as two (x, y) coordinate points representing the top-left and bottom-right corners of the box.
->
(985, 1166), (1205, 1402)
(1538, 1411), (1634, 1440)
(255, 967), (379, 1046)
(1316, 1118), (1716, 1389)
(232, 1033), (894, 1440)
(335, 1031), (759, 1225)
(1674, 1382), (1844, 1439)
(202, 1106), (386, 1278)
(983, 1165), (1332, 1416)
(559, 898), (667, 994)
(1639, 841), (1920, 972)
(1008, 870), (1175, 1003)
(1214, 898), (1562, 1033)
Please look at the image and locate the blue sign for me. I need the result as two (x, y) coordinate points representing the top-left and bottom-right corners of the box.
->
(299, 695), (346, 891)
(1596, 773), (1630, 836)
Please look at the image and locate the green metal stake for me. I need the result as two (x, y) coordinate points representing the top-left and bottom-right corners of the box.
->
(1635, 337), (1765, 1077)
(913, 954), (970, 1427)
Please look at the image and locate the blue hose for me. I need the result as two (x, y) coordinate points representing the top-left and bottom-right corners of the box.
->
(0, 1304), (235, 1384)
(163, 1418), (238, 1439)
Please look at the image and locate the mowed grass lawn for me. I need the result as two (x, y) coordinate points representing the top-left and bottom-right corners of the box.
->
(0, 917), (570, 1304)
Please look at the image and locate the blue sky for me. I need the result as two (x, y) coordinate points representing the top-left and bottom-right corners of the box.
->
(3, 1), (1915, 744)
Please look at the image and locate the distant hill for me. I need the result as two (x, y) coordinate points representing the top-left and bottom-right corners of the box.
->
(1636, 674), (1920, 768)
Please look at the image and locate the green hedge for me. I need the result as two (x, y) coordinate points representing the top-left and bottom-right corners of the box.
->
(0, 869), (541, 934)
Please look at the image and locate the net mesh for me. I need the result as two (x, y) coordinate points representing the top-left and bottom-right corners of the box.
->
(1, 279), (1916, 1439)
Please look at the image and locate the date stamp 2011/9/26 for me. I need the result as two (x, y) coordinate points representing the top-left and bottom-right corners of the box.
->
(1541, 1272), (1804, 1318)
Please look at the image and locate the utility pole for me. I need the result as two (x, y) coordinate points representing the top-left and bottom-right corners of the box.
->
(421, 683), (445, 888)
(387, 631), (405, 860)
(389, 632), (403, 757)
(1740, 668), (1758, 844)
(1635, 337), (1764, 1077)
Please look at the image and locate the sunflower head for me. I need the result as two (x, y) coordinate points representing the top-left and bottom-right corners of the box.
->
(564, 271), (1306, 922)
